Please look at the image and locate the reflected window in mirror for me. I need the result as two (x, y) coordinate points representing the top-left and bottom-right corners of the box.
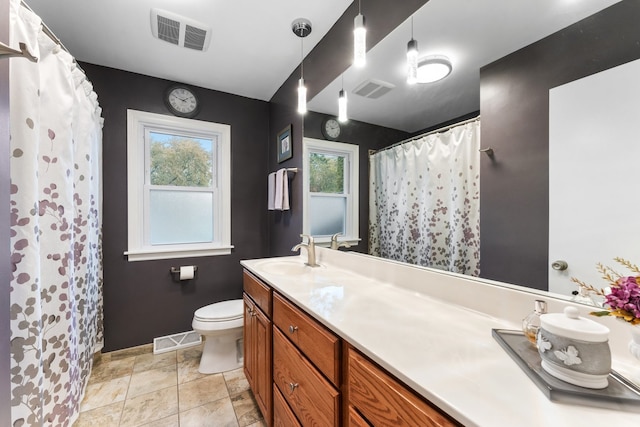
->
(302, 138), (359, 247)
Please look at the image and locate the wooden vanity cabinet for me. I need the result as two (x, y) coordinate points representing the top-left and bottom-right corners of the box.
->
(243, 271), (272, 426)
(347, 346), (461, 427)
(243, 268), (461, 427)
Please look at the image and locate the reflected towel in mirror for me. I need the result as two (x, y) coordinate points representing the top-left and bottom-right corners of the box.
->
(274, 168), (290, 211)
(268, 172), (276, 210)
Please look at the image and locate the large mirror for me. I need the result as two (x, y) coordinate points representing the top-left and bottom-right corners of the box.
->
(307, 0), (634, 301)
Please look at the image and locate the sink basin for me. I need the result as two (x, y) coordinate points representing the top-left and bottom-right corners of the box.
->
(256, 260), (324, 276)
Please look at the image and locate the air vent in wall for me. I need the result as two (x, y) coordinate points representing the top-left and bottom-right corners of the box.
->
(151, 8), (211, 52)
(352, 78), (395, 99)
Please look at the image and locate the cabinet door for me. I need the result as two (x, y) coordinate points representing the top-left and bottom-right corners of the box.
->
(254, 305), (272, 425)
(243, 294), (256, 390)
(244, 293), (272, 426)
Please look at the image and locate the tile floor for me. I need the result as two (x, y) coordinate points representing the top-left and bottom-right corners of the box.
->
(74, 343), (266, 427)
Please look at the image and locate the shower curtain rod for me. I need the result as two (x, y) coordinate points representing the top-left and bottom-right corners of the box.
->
(20, 2), (66, 50)
(371, 115), (480, 155)
(19, 1), (85, 74)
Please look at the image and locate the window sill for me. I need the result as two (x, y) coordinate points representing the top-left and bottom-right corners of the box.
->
(124, 245), (234, 262)
(313, 237), (361, 248)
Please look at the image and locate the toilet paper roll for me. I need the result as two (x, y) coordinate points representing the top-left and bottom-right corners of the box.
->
(179, 265), (195, 280)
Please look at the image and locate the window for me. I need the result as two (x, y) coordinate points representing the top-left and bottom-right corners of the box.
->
(302, 137), (359, 246)
(126, 110), (232, 261)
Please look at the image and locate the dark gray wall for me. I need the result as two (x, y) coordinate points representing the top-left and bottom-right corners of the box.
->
(268, 0), (427, 256)
(479, 1), (640, 290)
(1, 0), (11, 421)
(81, 63), (270, 351)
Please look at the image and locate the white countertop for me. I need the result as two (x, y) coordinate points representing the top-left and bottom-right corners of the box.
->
(241, 248), (640, 426)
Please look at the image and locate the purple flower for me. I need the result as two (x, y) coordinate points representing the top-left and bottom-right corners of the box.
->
(605, 276), (640, 319)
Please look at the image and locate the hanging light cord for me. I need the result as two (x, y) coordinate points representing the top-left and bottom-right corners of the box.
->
(359, 0), (362, 14)
(411, 15), (414, 39)
(300, 38), (304, 79)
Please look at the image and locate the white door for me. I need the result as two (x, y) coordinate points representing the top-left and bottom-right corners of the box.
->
(549, 58), (640, 297)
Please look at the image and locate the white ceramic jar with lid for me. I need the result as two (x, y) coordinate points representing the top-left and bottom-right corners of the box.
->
(537, 306), (611, 389)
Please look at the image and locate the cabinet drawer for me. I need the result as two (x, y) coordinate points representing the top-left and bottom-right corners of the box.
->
(273, 384), (302, 427)
(273, 292), (340, 385)
(273, 327), (340, 426)
(243, 270), (272, 317)
(348, 347), (459, 427)
(348, 406), (372, 427)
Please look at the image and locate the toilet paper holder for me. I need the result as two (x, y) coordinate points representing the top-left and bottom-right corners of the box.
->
(169, 265), (198, 280)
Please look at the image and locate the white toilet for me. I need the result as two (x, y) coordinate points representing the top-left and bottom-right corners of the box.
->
(192, 299), (244, 374)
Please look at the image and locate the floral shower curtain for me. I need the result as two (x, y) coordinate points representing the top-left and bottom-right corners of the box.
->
(9, 1), (104, 425)
(369, 120), (480, 275)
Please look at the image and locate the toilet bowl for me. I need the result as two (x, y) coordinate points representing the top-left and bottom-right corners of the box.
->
(192, 299), (244, 374)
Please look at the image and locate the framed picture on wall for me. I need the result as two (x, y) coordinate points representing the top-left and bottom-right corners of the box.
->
(277, 124), (292, 163)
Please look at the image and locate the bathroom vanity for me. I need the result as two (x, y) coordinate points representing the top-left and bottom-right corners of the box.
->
(241, 248), (640, 426)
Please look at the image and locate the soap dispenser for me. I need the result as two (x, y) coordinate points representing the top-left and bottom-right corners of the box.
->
(522, 300), (547, 346)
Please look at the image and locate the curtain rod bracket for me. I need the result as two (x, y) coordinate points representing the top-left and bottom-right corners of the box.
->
(479, 147), (494, 157)
(0, 41), (37, 62)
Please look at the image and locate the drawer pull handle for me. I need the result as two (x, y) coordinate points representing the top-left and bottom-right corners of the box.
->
(288, 382), (299, 392)
(288, 325), (298, 334)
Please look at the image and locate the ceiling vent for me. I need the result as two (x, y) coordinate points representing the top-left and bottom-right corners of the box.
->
(150, 8), (211, 52)
(352, 79), (395, 99)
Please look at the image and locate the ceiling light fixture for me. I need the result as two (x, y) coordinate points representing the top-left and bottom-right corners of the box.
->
(354, 0), (366, 67)
(406, 16), (418, 85)
(416, 55), (452, 83)
(338, 75), (348, 123)
(292, 18), (312, 114)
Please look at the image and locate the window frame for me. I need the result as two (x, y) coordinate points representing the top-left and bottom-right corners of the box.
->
(302, 137), (359, 247)
(125, 109), (232, 261)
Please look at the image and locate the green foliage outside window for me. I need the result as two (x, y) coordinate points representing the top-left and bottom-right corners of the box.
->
(310, 152), (344, 193)
(150, 135), (213, 187)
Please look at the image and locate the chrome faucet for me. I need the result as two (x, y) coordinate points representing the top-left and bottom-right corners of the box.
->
(292, 234), (319, 267)
(330, 233), (351, 250)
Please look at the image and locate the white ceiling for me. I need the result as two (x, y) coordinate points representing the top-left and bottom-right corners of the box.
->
(25, 0), (622, 132)
(25, 0), (353, 101)
(309, 0), (622, 132)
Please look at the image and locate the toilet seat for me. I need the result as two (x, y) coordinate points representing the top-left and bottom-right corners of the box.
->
(194, 299), (243, 323)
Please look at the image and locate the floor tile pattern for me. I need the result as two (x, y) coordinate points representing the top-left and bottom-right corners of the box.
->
(74, 343), (266, 427)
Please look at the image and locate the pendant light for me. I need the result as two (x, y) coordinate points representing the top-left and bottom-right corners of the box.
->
(354, 0), (366, 67)
(407, 16), (419, 85)
(292, 18), (312, 114)
(338, 75), (348, 123)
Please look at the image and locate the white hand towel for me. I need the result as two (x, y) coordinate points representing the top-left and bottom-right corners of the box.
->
(282, 169), (290, 211)
(267, 172), (276, 210)
(274, 169), (284, 210)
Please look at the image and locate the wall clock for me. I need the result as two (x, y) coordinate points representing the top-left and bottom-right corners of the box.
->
(321, 117), (341, 140)
(164, 85), (200, 118)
